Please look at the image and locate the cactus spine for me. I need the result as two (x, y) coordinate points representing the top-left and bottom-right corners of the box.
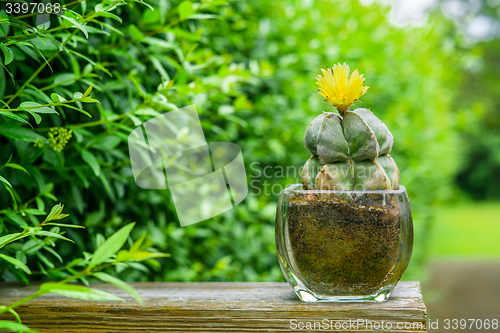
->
(301, 63), (400, 191)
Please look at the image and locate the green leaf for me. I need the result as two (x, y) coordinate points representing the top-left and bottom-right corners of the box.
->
(53, 73), (77, 87)
(92, 136), (121, 151)
(39, 283), (124, 301)
(98, 173), (115, 202)
(51, 93), (67, 103)
(116, 250), (170, 262)
(45, 204), (63, 221)
(188, 14), (219, 20)
(0, 175), (11, 188)
(19, 102), (58, 114)
(3, 184), (18, 210)
(0, 63), (14, 86)
(70, 51), (96, 67)
(0, 63), (5, 98)
(35, 197), (45, 212)
(0, 253), (31, 274)
(36, 231), (74, 243)
(97, 11), (123, 23)
(89, 222), (135, 268)
(178, 1), (194, 18)
(0, 125), (46, 142)
(130, 232), (147, 253)
(0, 111), (31, 126)
(36, 251), (54, 269)
(79, 98), (99, 103)
(4, 163), (30, 175)
(129, 24), (144, 41)
(16, 44), (39, 62)
(81, 149), (100, 176)
(41, 192), (57, 201)
(6, 308), (21, 325)
(23, 208), (45, 215)
(84, 26), (110, 36)
(62, 104), (92, 118)
(128, 0), (154, 11)
(89, 20), (124, 36)
(83, 85), (93, 98)
(69, 54), (80, 77)
(94, 64), (113, 77)
(25, 110), (41, 124)
(26, 41), (53, 72)
(150, 56), (170, 80)
(0, 43), (14, 65)
(4, 213), (27, 228)
(0, 233), (22, 248)
(25, 84), (52, 104)
(93, 272), (143, 304)
(43, 245), (63, 263)
(61, 16), (88, 38)
(0, 320), (39, 333)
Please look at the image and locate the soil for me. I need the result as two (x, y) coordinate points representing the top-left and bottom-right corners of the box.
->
(286, 193), (401, 295)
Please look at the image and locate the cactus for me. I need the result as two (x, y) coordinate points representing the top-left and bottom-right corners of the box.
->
(301, 63), (400, 191)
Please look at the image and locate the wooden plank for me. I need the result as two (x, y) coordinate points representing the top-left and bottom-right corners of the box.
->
(0, 281), (426, 332)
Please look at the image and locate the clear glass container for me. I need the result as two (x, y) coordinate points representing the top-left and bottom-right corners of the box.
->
(275, 184), (413, 302)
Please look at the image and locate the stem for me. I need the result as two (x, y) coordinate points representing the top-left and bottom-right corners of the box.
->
(37, 160), (129, 171)
(0, 260), (114, 315)
(69, 113), (128, 129)
(5, 29), (79, 105)
(0, 291), (45, 314)
(22, 195), (39, 207)
(30, 259), (83, 275)
(0, 0), (115, 44)
(58, 268), (90, 284)
(4, 0), (122, 105)
(0, 263), (109, 314)
(0, 99), (79, 112)
(103, 0), (216, 51)
(2, 74), (88, 100)
(103, 17), (182, 51)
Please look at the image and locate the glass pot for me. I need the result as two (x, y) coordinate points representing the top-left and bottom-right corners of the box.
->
(275, 184), (413, 302)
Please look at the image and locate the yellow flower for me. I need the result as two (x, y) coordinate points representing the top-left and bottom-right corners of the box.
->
(48, 127), (72, 152)
(316, 62), (369, 115)
(34, 138), (45, 148)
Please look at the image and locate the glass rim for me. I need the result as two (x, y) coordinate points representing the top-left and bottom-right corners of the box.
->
(284, 183), (407, 194)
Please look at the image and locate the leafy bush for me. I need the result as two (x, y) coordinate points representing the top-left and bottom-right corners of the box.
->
(454, 39), (500, 200)
(0, 0), (465, 292)
(0, 204), (168, 331)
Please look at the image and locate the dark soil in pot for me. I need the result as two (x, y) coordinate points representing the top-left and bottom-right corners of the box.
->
(286, 193), (401, 296)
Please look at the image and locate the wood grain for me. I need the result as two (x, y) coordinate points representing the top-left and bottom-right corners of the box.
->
(0, 281), (426, 332)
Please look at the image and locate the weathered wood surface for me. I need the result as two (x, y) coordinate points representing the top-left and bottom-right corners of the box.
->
(0, 281), (426, 332)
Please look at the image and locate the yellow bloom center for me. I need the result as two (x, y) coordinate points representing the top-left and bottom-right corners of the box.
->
(48, 127), (73, 152)
(316, 62), (369, 115)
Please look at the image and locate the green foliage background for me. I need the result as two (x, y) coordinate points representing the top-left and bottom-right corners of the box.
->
(0, 0), (472, 283)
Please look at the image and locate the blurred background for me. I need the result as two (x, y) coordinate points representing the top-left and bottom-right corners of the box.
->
(379, 1), (500, 330)
(0, 0), (499, 330)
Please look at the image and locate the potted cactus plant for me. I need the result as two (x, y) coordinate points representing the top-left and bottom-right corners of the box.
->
(275, 63), (413, 302)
